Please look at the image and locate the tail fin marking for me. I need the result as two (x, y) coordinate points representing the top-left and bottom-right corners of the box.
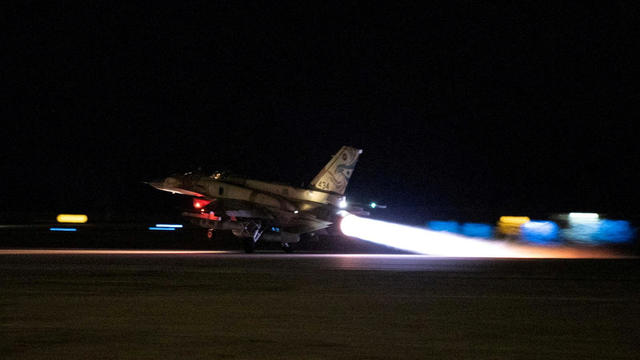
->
(309, 146), (362, 195)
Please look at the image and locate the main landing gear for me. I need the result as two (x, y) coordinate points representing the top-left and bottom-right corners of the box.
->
(236, 221), (263, 254)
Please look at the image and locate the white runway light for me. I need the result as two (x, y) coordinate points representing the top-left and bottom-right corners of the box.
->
(156, 224), (183, 228)
(339, 214), (617, 258)
(569, 212), (599, 220)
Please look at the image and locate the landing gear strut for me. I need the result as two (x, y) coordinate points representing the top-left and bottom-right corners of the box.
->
(239, 221), (263, 253)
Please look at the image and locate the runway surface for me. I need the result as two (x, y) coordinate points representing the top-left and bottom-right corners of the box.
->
(1, 250), (638, 359)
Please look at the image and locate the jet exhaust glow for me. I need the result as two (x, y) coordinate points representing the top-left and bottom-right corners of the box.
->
(339, 214), (619, 258)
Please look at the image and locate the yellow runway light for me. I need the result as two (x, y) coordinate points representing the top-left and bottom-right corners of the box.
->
(497, 216), (530, 236)
(56, 214), (88, 224)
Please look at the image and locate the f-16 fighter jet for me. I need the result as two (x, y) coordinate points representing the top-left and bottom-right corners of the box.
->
(149, 146), (366, 252)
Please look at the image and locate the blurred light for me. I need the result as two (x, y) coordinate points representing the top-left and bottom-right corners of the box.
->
(50, 227), (77, 232)
(561, 217), (635, 244)
(370, 202), (377, 209)
(521, 220), (559, 244)
(339, 198), (348, 209)
(193, 198), (212, 209)
(594, 220), (634, 243)
(427, 220), (459, 233)
(155, 224), (183, 228)
(563, 213), (601, 243)
(56, 214), (88, 224)
(563, 222), (599, 243)
(461, 223), (493, 238)
(499, 216), (530, 224)
(497, 216), (530, 236)
(294, 210), (299, 214)
(148, 227), (175, 231)
(569, 212), (599, 220)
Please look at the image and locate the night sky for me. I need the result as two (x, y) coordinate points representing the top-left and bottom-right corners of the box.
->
(4, 2), (640, 221)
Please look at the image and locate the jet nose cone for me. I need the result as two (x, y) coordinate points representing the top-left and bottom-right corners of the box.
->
(146, 178), (165, 190)
(147, 176), (180, 190)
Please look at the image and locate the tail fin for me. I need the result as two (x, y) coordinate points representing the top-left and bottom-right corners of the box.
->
(309, 146), (362, 195)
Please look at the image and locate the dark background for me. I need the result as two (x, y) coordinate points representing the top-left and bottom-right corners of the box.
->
(3, 2), (640, 223)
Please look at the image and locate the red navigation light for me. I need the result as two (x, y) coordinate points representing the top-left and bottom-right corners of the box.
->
(193, 198), (212, 209)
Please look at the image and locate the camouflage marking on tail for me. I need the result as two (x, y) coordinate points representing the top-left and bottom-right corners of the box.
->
(309, 146), (362, 195)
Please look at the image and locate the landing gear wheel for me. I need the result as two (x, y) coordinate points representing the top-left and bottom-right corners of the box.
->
(243, 238), (255, 253)
(206, 229), (214, 240)
(281, 243), (294, 253)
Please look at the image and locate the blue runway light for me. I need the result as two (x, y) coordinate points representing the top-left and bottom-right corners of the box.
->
(594, 220), (634, 243)
(155, 224), (183, 228)
(461, 223), (493, 238)
(427, 220), (459, 233)
(149, 227), (176, 231)
(50, 227), (77, 232)
(562, 223), (598, 243)
(521, 221), (559, 244)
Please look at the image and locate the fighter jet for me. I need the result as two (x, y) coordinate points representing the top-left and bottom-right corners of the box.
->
(148, 146), (366, 252)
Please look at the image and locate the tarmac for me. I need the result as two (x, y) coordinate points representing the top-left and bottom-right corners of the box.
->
(1, 249), (638, 359)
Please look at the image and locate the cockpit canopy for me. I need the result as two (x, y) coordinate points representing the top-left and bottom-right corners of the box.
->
(208, 170), (246, 185)
(209, 170), (231, 180)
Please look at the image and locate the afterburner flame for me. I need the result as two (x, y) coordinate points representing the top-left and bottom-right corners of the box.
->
(339, 214), (617, 258)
